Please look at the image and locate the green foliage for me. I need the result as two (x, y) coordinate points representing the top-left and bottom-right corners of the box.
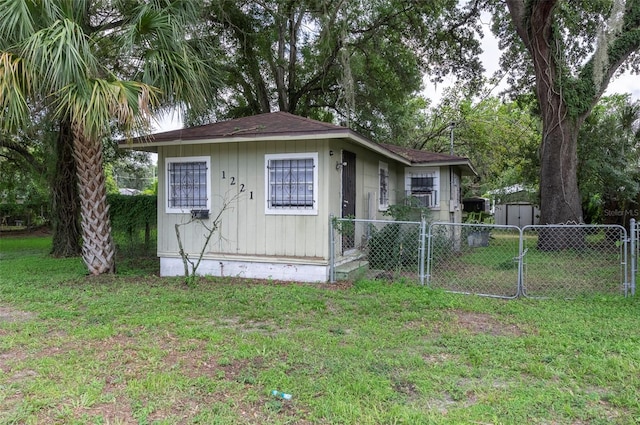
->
(107, 194), (156, 233)
(578, 95), (640, 223)
(384, 197), (432, 222)
(0, 200), (48, 227)
(103, 163), (118, 194)
(368, 223), (421, 270)
(489, 2), (640, 225)
(142, 179), (158, 195)
(107, 194), (157, 254)
(195, 0), (484, 142)
(491, 1), (640, 101)
(0, 123), (52, 215)
(1, 0), (219, 273)
(367, 200), (430, 270)
(410, 95), (541, 197)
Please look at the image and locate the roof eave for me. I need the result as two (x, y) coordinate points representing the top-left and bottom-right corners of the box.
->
(410, 160), (478, 177)
(119, 130), (413, 165)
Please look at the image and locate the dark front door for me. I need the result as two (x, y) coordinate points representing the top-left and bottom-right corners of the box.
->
(341, 150), (356, 250)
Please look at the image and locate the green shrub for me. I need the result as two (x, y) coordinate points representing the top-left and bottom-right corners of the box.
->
(0, 201), (49, 227)
(368, 223), (421, 270)
(107, 194), (157, 254)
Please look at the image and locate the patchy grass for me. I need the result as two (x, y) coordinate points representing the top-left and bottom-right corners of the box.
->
(1, 236), (640, 424)
(431, 231), (625, 298)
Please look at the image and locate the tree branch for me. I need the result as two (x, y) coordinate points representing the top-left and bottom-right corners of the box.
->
(0, 135), (46, 175)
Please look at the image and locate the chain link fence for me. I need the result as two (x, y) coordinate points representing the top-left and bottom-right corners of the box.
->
(330, 217), (632, 299)
(630, 219), (640, 297)
(330, 217), (426, 283)
(426, 223), (522, 298)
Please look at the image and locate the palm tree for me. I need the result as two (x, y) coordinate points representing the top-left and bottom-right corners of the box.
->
(0, 0), (214, 274)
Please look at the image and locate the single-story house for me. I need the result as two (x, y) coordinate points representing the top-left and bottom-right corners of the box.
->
(121, 112), (476, 282)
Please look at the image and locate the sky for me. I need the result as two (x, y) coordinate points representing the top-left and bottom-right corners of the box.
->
(424, 18), (640, 105)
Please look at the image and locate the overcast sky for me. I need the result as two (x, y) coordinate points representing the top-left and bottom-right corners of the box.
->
(425, 18), (640, 104)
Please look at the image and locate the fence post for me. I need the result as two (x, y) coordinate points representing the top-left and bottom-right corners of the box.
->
(517, 226), (524, 297)
(329, 214), (335, 283)
(631, 218), (636, 297)
(419, 218), (427, 285)
(425, 223), (433, 285)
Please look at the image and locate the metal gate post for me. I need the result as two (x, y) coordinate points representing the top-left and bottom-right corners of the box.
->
(425, 223), (435, 285)
(329, 214), (335, 283)
(517, 226), (524, 297)
(631, 218), (636, 296)
(419, 218), (427, 285)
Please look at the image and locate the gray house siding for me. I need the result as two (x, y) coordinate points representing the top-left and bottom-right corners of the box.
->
(158, 139), (333, 261)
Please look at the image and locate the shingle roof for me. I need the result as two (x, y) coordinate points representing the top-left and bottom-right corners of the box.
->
(138, 111), (350, 143)
(123, 111), (476, 175)
(380, 143), (471, 164)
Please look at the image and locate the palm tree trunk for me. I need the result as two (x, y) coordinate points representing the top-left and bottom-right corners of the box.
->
(51, 119), (82, 257)
(72, 125), (116, 274)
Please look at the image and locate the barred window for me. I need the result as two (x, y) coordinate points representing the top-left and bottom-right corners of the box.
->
(406, 171), (439, 208)
(166, 157), (210, 213)
(265, 153), (318, 215)
(379, 162), (389, 210)
(411, 176), (434, 193)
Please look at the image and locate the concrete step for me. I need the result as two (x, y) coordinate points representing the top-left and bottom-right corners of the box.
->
(335, 260), (369, 281)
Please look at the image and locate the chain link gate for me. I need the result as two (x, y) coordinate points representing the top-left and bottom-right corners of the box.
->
(426, 223), (629, 298)
(520, 225), (628, 298)
(426, 223), (522, 298)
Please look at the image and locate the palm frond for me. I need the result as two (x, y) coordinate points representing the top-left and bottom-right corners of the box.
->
(115, 0), (216, 112)
(0, 0), (36, 45)
(54, 78), (160, 140)
(0, 53), (31, 132)
(21, 18), (99, 93)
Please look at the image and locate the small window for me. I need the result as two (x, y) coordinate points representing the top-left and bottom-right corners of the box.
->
(165, 156), (211, 213)
(379, 162), (389, 210)
(411, 176), (434, 193)
(406, 170), (439, 208)
(265, 153), (318, 215)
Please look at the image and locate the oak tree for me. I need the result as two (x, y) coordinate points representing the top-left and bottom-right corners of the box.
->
(494, 0), (640, 229)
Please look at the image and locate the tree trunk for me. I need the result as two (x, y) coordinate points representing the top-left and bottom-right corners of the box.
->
(72, 126), (116, 274)
(537, 113), (585, 251)
(538, 119), (583, 225)
(50, 120), (82, 257)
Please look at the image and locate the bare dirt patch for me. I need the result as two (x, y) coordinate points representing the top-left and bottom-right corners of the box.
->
(0, 305), (35, 323)
(422, 351), (460, 365)
(452, 310), (526, 337)
(0, 226), (51, 238)
(75, 401), (137, 425)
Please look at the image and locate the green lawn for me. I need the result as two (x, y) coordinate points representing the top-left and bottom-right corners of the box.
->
(1, 235), (640, 424)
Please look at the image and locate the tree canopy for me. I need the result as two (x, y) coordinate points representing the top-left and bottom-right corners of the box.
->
(579, 94), (640, 223)
(193, 0), (486, 141)
(491, 0), (640, 228)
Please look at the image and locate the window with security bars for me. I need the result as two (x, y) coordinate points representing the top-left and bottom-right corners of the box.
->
(379, 162), (389, 210)
(407, 173), (438, 207)
(166, 157), (209, 212)
(265, 153), (318, 214)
